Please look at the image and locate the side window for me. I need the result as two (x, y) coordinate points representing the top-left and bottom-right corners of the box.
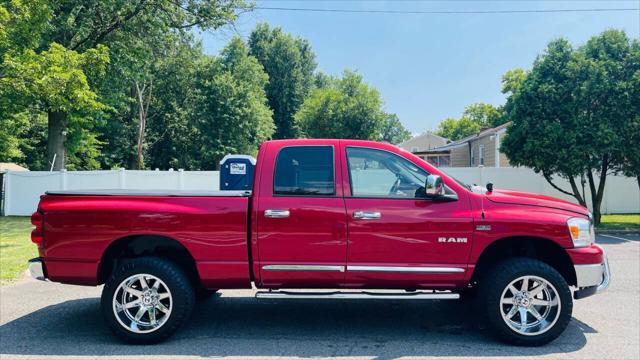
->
(273, 146), (335, 196)
(479, 144), (485, 166)
(346, 147), (428, 198)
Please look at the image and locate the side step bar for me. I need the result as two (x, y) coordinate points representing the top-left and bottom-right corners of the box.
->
(255, 290), (459, 300)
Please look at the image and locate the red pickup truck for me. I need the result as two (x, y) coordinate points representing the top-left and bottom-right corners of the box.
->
(28, 139), (609, 346)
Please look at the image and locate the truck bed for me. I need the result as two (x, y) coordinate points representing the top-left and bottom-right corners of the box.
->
(38, 192), (252, 288)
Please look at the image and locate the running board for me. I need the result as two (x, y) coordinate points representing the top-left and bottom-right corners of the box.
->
(255, 290), (459, 300)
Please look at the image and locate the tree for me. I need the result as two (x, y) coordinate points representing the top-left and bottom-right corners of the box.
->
(248, 23), (317, 139)
(1, 42), (110, 169)
(462, 103), (503, 128)
(1, 0), (251, 170)
(434, 103), (503, 141)
(295, 70), (406, 141)
(189, 37), (274, 169)
(435, 117), (481, 141)
(502, 30), (639, 225)
(501, 68), (528, 95)
(380, 114), (411, 144)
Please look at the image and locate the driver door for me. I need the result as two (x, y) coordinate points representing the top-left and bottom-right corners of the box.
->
(341, 144), (474, 289)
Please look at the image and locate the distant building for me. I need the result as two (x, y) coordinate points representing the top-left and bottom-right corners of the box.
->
(0, 163), (29, 172)
(397, 132), (449, 158)
(421, 122), (511, 168)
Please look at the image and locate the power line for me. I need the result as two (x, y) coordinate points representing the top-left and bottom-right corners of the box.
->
(252, 6), (639, 15)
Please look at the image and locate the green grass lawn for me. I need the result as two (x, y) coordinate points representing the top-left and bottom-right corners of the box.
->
(0, 216), (37, 284)
(598, 214), (640, 231)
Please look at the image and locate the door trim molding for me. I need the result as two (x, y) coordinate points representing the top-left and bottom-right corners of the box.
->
(261, 264), (465, 274)
(346, 265), (465, 273)
(262, 265), (345, 272)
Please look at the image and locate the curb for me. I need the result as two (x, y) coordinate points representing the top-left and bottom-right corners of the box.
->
(596, 229), (640, 235)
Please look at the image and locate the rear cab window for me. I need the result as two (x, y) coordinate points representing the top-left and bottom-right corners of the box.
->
(273, 146), (335, 196)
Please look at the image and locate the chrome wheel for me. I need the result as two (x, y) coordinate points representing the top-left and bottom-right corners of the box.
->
(112, 274), (172, 334)
(500, 275), (561, 336)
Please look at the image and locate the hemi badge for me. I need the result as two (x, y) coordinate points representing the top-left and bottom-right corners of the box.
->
(476, 225), (491, 231)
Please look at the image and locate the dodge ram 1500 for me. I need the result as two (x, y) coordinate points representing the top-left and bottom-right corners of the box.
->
(28, 139), (609, 346)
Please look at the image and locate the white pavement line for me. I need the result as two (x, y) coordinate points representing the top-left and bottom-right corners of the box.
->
(600, 234), (633, 241)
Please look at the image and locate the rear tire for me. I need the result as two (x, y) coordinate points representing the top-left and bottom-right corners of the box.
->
(101, 257), (195, 344)
(479, 257), (572, 346)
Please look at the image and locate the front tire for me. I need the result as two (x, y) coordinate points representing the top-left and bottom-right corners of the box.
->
(480, 257), (573, 346)
(101, 257), (195, 344)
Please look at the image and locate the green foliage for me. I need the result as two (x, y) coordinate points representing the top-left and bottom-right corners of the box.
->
(435, 103), (503, 141)
(502, 30), (640, 223)
(1, 5), (408, 171)
(0, 0), (250, 170)
(249, 23), (317, 139)
(189, 37), (274, 168)
(295, 70), (406, 141)
(2, 43), (109, 112)
(435, 116), (480, 141)
(501, 68), (528, 95)
(380, 114), (411, 144)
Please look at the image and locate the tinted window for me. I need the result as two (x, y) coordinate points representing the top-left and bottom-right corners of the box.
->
(347, 147), (428, 198)
(274, 146), (335, 196)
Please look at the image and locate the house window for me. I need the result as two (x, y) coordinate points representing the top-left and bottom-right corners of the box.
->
(411, 147), (418, 153)
(470, 147), (475, 166)
(479, 144), (485, 166)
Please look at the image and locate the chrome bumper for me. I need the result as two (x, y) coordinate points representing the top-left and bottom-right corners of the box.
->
(574, 253), (610, 299)
(28, 258), (47, 281)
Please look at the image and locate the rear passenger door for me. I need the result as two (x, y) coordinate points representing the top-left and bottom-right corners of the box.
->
(255, 141), (348, 288)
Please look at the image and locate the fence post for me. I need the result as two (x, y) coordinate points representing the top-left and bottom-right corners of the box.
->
(60, 169), (67, 190)
(4, 171), (11, 216)
(119, 168), (126, 189)
(178, 169), (184, 190)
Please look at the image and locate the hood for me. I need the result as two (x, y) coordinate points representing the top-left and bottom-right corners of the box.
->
(486, 189), (589, 217)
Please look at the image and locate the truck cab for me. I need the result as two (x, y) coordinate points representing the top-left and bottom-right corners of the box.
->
(29, 139), (609, 346)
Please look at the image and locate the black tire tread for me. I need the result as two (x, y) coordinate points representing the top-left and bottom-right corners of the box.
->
(101, 256), (195, 344)
(479, 257), (573, 346)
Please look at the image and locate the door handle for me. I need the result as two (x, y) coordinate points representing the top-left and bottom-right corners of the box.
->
(353, 211), (381, 220)
(265, 209), (290, 218)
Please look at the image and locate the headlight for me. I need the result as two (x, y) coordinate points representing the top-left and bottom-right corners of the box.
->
(567, 217), (594, 248)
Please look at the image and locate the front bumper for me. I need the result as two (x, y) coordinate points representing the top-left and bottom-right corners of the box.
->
(28, 257), (48, 281)
(573, 252), (610, 299)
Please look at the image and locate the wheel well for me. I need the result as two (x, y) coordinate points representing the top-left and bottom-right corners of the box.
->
(98, 235), (200, 286)
(471, 236), (577, 287)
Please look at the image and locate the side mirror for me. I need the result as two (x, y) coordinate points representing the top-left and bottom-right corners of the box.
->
(425, 175), (445, 198)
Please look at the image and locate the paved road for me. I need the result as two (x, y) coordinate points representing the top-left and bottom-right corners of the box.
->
(1, 234), (638, 360)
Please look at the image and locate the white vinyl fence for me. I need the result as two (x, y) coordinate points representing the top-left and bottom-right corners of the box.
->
(1, 167), (638, 216)
(442, 167), (639, 215)
(2, 169), (219, 216)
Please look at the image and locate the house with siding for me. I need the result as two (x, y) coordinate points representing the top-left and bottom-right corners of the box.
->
(419, 122), (511, 168)
(397, 132), (451, 165)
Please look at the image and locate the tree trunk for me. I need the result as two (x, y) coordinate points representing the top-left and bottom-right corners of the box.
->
(47, 111), (67, 171)
(542, 171), (586, 206)
(135, 81), (151, 170)
(586, 155), (610, 226)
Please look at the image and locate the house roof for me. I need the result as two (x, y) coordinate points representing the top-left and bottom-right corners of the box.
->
(425, 122), (511, 153)
(0, 163), (29, 172)
(397, 131), (450, 147)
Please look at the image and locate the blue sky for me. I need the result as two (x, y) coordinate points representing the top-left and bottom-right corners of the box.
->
(198, 0), (640, 133)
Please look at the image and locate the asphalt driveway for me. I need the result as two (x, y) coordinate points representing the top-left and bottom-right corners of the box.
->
(1, 233), (638, 360)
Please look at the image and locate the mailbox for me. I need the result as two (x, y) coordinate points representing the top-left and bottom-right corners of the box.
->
(219, 155), (256, 190)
